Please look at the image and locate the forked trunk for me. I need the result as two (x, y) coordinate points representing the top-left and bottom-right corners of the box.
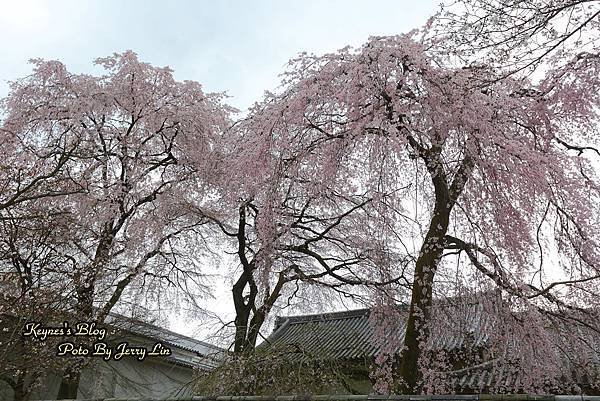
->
(393, 143), (463, 393)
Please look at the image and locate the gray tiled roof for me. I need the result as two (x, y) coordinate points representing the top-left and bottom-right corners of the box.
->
(266, 308), (380, 359)
(106, 313), (222, 354)
(262, 304), (600, 392)
(105, 313), (224, 369)
(264, 302), (494, 359)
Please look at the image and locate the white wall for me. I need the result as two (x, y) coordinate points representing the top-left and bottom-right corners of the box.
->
(1, 357), (195, 400)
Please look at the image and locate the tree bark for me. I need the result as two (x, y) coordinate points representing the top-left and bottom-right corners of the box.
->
(394, 138), (473, 393)
(395, 176), (450, 393)
(232, 271), (255, 353)
(12, 373), (26, 401)
(244, 271), (286, 350)
(56, 367), (81, 399)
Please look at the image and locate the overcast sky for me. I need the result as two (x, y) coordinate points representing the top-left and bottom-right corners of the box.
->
(1, 0), (440, 111)
(0, 0), (440, 340)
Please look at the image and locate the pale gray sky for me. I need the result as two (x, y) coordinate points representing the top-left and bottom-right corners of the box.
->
(0, 0), (440, 340)
(0, 0), (440, 111)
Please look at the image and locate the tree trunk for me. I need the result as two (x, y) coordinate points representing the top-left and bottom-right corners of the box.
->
(394, 144), (453, 393)
(232, 269), (256, 353)
(57, 367), (81, 399)
(13, 386), (26, 401)
(245, 310), (266, 351)
(12, 373), (26, 401)
(58, 278), (93, 398)
(393, 144), (473, 392)
(395, 210), (448, 392)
